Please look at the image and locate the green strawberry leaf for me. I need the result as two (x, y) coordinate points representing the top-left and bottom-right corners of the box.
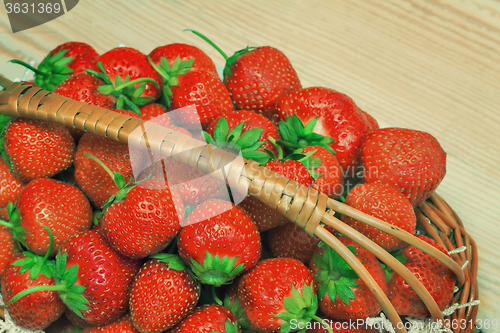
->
(150, 253), (187, 271)
(188, 251), (245, 286)
(0, 203), (26, 246)
(214, 118), (230, 143)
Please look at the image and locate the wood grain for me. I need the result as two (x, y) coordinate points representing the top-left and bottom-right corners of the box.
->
(1, 0), (499, 328)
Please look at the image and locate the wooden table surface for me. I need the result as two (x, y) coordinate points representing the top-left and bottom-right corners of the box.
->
(1, 0), (499, 330)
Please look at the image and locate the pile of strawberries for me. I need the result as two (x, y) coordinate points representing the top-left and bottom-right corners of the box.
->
(0, 30), (454, 333)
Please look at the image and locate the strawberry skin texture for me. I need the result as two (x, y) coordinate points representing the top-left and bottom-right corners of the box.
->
(342, 183), (416, 252)
(53, 72), (117, 109)
(266, 160), (313, 187)
(0, 225), (20, 278)
(74, 133), (134, 208)
(267, 222), (320, 264)
(95, 47), (163, 101)
(277, 87), (370, 172)
(50, 41), (99, 74)
(61, 230), (141, 326)
(178, 199), (261, 284)
(102, 180), (184, 259)
(238, 258), (315, 332)
(302, 145), (343, 199)
(0, 158), (25, 208)
(359, 128), (447, 206)
(309, 237), (388, 320)
(225, 46), (301, 118)
(149, 43), (218, 77)
(129, 258), (200, 333)
(388, 235), (455, 316)
(1, 253), (66, 330)
(167, 304), (239, 333)
(82, 313), (139, 333)
(4, 118), (76, 182)
(18, 178), (92, 256)
(206, 110), (281, 154)
(170, 70), (233, 129)
(359, 110), (379, 132)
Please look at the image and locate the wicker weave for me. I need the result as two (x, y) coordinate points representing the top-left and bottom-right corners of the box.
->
(0, 78), (479, 333)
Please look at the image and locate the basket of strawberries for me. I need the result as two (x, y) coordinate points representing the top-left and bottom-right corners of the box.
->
(0, 30), (478, 333)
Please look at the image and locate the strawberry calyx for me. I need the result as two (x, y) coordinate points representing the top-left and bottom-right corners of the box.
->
(185, 29), (256, 81)
(203, 117), (270, 165)
(7, 251), (90, 318)
(85, 61), (160, 115)
(10, 49), (74, 91)
(0, 203), (26, 245)
(265, 137), (323, 180)
(84, 153), (134, 210)
(189, 251), (245, 287)
(223, 294), (252, 332)
(149, 253), (187, 271)
(210, 321), (239, 333)
(313, 242), (360, 306)
(277, 115), (336, 155)
(380, 249), (408, 282)
(147, 55), (194, 108)
(275, 283), (332, 333)
(11, 225), (56, 280)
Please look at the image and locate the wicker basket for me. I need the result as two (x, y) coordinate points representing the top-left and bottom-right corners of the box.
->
(0, 78), (479, 333)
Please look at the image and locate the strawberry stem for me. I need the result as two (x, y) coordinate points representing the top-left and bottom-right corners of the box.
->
(0, 220), (14, 228)
(9, 60), (45, 76)
(6, 284), (66, 306)
(114, 77), (160, 91)
(184, 29), (229, 60)
(84, 153), (115, 180)
(268, 137), (284, 160)
(310, 315), (334, 333)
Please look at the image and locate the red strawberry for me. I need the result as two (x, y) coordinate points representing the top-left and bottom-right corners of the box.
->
(88, 48), (163, 114)
(149, 43), (218, 78)
(10, 42), (99, 91)
(101, 179), (184, 259)
(129, 255), (200, 333)
(169, 70), (233, 129)
(277, 87), (370, 172)
(82, 313), (139, 333)
(167, 304), (240, 333)
(309, 236), (388, 320)
(1, 247), (66, 330)
(188, 30), (302, 118)
(359, 128), (447, 206)
(359, 110), (379, 132)
(238, 258), (318, 332)
(205, 110), (281, 158)
(60, 230), (141, 326)
(341, 183), (416, 252)
(139, 103), (170, 122)
(0, 157), (25, 210)
(17, 178), (93, 256)
(4, 117), (76, 182)
(53, 72), (117, 110)
(267, 222), (320, 263)
(74, 132), (134, 208)
(302, 145), (343, 199)
(306, 319), (377, 332)
(388, 235), (455, 316)
(0, 224), (20, 278)
(178, 199), (260, 286)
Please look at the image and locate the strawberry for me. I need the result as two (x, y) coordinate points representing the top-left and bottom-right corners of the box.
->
(129, 254), (200, 333)
(267, 222), (320, 264)
(205, 110), (281, 160)
(178, 199), (260, 286)
(17, 178), (93, 256)
(169, 70), (233, 129)
(0, 224), (20, 278)
(309, 237), (388, 320)
(167, 304), (240, 333)
(53, 72), (117, 110)
(139, 103), (171, 122)
(74, 131), (135, 208)
(4, 117), (76, 182)
(238, 258), (321, 332)
(188, 30), (302, 118)
(359, 128), (447, 206)
(359, 110), (379, 132)
(82, 313), (139, 333)
(277, 87), (370, 172)
(341, 184), (416, 252)
(306, 319), (377, 333)
(88, 47), (163, 113)
(101, 179), (184, 259)
(1, 227), (66, 330)
(0, 157), (25, 211)
(388, 235), (455, 316)
(302, 145), (343, 199)
(10, 42), (99, 91)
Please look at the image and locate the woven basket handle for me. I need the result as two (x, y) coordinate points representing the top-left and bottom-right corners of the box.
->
(0, 77), (467, 332)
